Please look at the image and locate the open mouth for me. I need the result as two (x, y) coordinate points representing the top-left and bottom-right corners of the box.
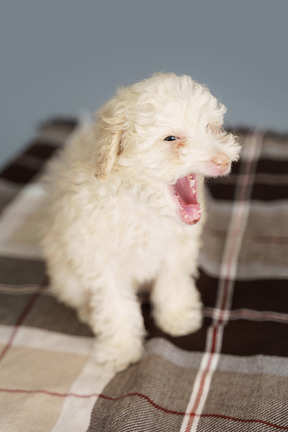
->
(169, 174), (201, 225)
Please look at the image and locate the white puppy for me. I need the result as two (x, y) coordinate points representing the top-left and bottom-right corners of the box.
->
(41, 73), (240, 372)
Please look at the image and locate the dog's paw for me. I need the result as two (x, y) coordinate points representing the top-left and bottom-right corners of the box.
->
(93, 337), (144, 373)
(154, 300), (203, 337)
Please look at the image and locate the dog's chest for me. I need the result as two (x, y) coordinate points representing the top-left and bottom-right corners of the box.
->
(115, 211), (179, 282)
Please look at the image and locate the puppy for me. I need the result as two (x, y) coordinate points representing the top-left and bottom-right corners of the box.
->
(41, 73), (240, 372)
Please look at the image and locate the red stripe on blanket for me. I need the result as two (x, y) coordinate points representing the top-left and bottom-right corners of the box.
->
(0, 288), (44, 362)
(0, 388), (287, 430)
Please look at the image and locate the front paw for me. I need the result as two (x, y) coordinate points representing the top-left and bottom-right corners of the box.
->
(153, 297), (203, 337)
(93, 337), (144, 373)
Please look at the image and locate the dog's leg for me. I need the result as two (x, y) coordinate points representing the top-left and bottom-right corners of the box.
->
(88, 278), (145, 372)
(48, 266), (91, 325)
(151, 237), (203, 337)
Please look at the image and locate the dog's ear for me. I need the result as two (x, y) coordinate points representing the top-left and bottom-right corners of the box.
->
(94, 94), (128, 180)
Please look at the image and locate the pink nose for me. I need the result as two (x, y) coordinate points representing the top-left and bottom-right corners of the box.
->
(211, 153), (230, 171)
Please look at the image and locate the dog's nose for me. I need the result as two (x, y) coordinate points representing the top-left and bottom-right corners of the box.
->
(211, 153), (230, 172)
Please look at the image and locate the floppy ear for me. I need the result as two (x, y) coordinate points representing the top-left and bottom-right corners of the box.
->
(94, 95), (127, 180)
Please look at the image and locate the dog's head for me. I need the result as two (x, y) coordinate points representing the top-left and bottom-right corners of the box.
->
(93, 73), (241, 225)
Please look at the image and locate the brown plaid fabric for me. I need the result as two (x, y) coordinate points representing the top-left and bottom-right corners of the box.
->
(0, 121), (287, 431)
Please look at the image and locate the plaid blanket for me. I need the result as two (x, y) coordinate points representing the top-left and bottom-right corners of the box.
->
(0, 120), (288, 432)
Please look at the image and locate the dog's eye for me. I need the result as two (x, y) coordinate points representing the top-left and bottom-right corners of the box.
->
(164, 136), (178, 141)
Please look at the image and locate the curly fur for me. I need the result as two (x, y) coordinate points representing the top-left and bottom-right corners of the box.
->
(41, 73), (241, 372)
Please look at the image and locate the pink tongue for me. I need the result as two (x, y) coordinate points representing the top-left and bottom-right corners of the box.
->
(185, 203), (201, 216)
(172, 175), (201, 225)
(174, 176), (197, 205)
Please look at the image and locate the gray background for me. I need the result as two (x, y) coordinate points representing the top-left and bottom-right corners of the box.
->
(1, 0), (288, 167)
